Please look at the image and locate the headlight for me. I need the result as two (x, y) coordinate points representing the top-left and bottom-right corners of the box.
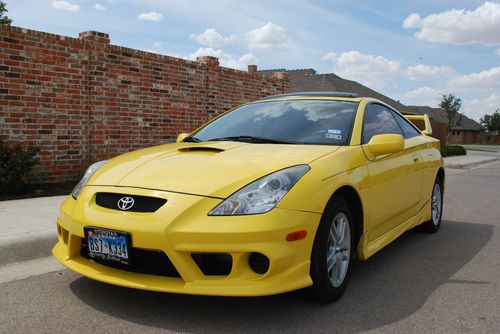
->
(71, 160), (108, 199)
(209, 165), (310, 216)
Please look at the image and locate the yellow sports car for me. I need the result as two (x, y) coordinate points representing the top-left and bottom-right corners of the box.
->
(53, 92), (444, 302)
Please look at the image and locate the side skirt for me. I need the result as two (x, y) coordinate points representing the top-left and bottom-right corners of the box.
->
(356, 199), (432, 261)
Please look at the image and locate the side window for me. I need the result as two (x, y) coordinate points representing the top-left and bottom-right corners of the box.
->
(362, 104), (403, 144)
(391, 110), (421, 139)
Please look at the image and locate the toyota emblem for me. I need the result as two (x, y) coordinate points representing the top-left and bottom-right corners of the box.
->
(117, 196), (135, 211)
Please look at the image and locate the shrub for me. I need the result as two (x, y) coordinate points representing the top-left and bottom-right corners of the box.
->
(0, 140), (40, 196)
(441, 145), (467, 157)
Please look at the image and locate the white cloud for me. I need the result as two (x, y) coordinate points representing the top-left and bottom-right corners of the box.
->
(247, 22), (288, 51)
(321, 52), (337, 62)
(496, 49), (500, 57)
(402, 13), (422, 29)
(407, 65), (456, 82)
(403, 86), (442, 107)
(50, 0), (80, 12)
(447, 66), (500, 91)
(189, 47), (258, 70)
(152, 41), (163, 48)
(462, 94), (500, 121)
(403, 2), (500, 45)
(137, 11), (164, 22)
(333, 51), (401, 88)
(189, 28), (236, 48)
(94, 4), (106, 11)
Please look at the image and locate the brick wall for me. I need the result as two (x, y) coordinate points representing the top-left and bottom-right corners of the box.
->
(0, 25), (290, 182)
(448, 130), (486, 145)
(430, 121), (448, 146)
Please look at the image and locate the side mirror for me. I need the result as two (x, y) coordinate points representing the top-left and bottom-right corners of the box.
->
(176, 133), (190, 143)
(366, 134), (404, 157)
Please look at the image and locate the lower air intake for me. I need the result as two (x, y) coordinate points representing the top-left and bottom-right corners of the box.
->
(191, 253), (233, 276)
(81, 239), (181, 278)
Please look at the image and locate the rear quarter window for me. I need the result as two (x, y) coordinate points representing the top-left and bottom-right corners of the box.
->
(392, 111), (421, 139)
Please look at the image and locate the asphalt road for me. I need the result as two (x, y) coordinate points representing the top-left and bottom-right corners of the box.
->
(1, 162), (500, 333)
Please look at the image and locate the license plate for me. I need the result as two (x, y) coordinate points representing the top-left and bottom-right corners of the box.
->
(84, 227), (131, 265)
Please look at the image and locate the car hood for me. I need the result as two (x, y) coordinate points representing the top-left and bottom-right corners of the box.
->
(89, 141), (340, 198)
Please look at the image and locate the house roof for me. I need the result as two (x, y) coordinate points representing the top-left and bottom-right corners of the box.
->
(259, 69), (413, 114)
(407, 106), (449, 124)
(408, 105), (484, 131)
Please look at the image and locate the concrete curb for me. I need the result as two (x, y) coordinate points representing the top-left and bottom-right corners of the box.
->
(0, 230), (57, 266)
(444, 157), (499, 169)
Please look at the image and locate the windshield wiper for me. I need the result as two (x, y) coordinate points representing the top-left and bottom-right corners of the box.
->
(206, 136), (295, 144)
(183, 136), (201, 143)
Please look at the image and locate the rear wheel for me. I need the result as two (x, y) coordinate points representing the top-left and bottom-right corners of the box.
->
(308, 197), (354, 302)
(418, 177), (443, 233)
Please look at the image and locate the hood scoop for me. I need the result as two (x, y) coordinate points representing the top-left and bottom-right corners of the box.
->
(177, 146), (225, 154)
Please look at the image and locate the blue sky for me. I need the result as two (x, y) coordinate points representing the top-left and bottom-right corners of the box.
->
(6, 0), (500, 121)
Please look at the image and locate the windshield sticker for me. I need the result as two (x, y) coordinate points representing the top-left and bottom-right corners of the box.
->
(325, 133), (342, 140)
(327, 129), (342, 135)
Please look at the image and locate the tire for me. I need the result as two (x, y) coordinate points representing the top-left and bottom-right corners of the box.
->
(418, 176), (443, 233)
(308, 197), (354, 302)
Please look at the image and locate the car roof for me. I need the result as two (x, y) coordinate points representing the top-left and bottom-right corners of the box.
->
(261, 91), (359, 99)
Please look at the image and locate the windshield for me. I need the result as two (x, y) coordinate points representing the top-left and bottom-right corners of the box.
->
(192, 99), (358, 145)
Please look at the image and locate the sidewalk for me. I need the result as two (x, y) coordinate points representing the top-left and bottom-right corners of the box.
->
(1, 150), (499, 267)
(0, 196), (65, 265)
(444, 150), (500, 169)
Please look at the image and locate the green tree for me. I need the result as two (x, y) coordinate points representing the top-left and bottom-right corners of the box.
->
(480, 109), (500, 136)
(440, 93), (462, 144)
(0, 1), (12, 25)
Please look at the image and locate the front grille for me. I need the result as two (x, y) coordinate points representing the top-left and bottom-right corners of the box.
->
(95, 192), (166, 212)
(81, 239), (181, 278)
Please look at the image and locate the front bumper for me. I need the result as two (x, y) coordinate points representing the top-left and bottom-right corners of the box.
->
(52, 185), (321, 296)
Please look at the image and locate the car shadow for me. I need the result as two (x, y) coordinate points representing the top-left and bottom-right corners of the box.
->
(70, 221), (492, 333)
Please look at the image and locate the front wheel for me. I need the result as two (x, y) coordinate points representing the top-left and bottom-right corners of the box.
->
(308, 197), (354, 302)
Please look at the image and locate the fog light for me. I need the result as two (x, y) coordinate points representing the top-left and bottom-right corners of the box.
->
(248, 252), (269, 274)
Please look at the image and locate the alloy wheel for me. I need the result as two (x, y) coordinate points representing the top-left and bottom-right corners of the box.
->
(431, 183), (442, 225)
(327, 212), (351, 288)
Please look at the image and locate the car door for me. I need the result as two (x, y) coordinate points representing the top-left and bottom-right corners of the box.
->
(390, 108), (427, 207)
(362, 103), (423, 242)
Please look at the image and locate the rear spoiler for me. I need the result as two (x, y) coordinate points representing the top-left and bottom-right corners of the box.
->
(405, 114), (432, 136)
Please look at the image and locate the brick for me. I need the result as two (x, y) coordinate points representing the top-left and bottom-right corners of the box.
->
(2, 95), (20, 100)
(3, 37), (20, 44)
(9, 55), (25, 61)
(4, 72), (20, 78)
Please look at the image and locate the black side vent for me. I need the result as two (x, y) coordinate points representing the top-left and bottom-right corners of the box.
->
(191, 253), (233, 276)
(95, 193), (166, 213)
